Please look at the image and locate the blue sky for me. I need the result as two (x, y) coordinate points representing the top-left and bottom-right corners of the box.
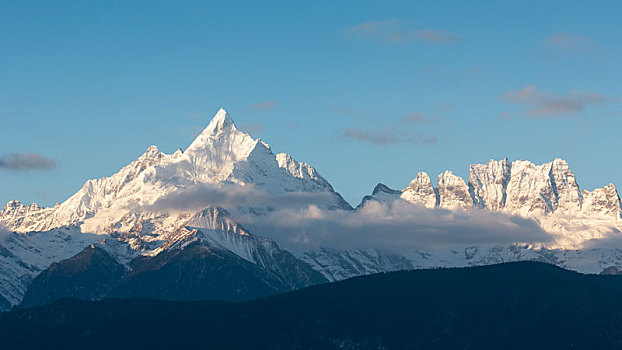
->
(1, 1), (621, 207)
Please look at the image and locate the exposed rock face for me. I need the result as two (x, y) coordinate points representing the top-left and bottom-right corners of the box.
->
(582, 184), (622, 219)
(401, 172), (438, 208)
(504, 159), (584, 216)
(436, 171), (473, 210)
(357, 157), (621, 250)
(276, 153), (333, 192)
(504, 160), (558, 215)
(399, 170), (476, 210)
(469, 158), (512, 210)
(383, 158), (620, 223)
(549, 158), (583, 214)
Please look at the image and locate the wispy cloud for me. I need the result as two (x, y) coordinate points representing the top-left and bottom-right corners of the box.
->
(438, 101), (454, 112)
(0, 224), (12, 244)
(251, 100), (279, 111)
(341, 127), (435, 146)
(238, 123), (264, 136)
(344, 19), (460, 44)
(545, 32), (591, 51)
(403, 112), (435, 124)
(344, 19), (400, 41)
(422, 137), (438, 145)
(338, 108), (440, 146)
(0, 153), (58, 172)
(342, 128), (402, 145)
(332, 105), (356, 116)
(415, 29), (460, 43)
(501, 85), (606, 118)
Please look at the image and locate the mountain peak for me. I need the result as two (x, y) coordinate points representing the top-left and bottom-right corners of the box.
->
(142, 145), (161, 157)
(372, 183), (401, 196)
(205, 108), (235, 134)
(184, 108), (249, 160)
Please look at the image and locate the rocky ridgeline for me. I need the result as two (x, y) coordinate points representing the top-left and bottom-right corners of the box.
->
(1, 108), (621, 310)
(369, 158), (621, 221)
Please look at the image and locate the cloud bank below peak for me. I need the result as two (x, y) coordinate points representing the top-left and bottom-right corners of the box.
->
(144, 183), (554, 254)
(237, 200), (553, 254)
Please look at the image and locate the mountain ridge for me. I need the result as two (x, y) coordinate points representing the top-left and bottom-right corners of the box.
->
(1, 108), (621, 310)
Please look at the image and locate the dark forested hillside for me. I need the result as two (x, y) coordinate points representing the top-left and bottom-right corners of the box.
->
(4, 261), (622, 350)
(21, 243), (326, 309)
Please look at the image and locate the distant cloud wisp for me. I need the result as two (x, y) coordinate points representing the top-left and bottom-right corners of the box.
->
(501, 85), (606, 118)
(403, 112), (434, 124)
(0, 153), (58, 172)
(545, 32), (591, 51)
(342, 128), (401, 145)
(239, 123), (264, 136)
(341, 127), (436, 146)
(415, 29), (460, 43)
(339, 108), (439, 146)
(251, 101), (279, 111)
(333, 105), (356, 116)
(344, 19), (460, 44)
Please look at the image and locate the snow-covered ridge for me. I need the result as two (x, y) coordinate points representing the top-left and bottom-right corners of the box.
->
(362, 157), (622, 247)
(1, 107), (622, 309)
(0, 108), (350, 308)
(0, 108), (349, 234)
(365, 157), (621, 220)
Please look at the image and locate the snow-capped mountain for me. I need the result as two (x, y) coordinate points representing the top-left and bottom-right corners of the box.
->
(0, 109), (349, 235)
(2, 108), (622, 309)
(300, 248), (414, 281)
(293, 157), (618, 282)
(305, 243), (622, 282)
(0, 109), (342, 309)
(361, 157), (622, 248)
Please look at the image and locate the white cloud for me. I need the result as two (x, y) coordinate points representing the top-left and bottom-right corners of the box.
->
(237, 200), (552, 253)
(146, 183), (554, 254)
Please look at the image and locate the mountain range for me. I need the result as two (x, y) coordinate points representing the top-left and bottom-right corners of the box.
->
(1, 108), (621, 310)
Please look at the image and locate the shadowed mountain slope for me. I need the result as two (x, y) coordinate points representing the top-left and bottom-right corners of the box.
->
(3, 262), (622, 349)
